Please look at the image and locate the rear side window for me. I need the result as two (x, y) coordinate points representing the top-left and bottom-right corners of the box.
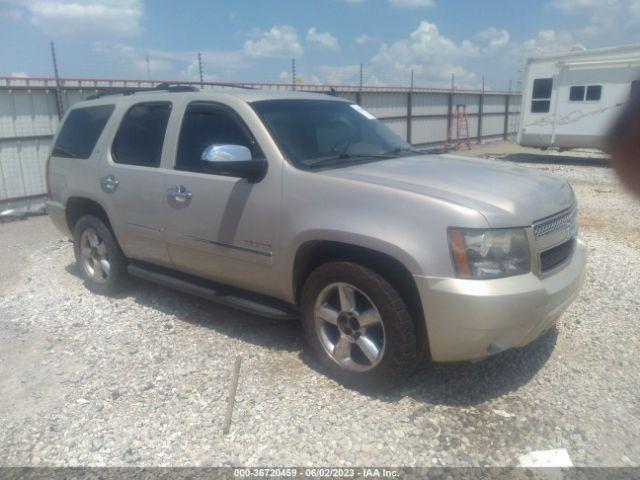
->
(52, 104), (114, 159)
(531, 78), (553, 113)
(112, 102), (171, 167)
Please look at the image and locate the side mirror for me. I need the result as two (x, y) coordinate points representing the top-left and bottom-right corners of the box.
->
(201, 144), (267, 183)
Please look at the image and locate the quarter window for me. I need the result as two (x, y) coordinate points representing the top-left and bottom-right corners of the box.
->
(112, 102), (171, 167)
(176, 103), (258, 173)
(531, 78), (553, 113)
(52, 104), (114, 159)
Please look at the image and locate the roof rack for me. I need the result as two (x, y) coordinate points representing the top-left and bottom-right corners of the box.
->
(205, 82), (257, 90)
(86, 82), (199, 100)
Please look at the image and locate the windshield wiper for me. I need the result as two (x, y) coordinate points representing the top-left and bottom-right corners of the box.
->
(307, 152), (399, 169)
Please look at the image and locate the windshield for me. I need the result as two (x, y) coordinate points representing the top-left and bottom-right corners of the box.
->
(251, 99), (413, 169)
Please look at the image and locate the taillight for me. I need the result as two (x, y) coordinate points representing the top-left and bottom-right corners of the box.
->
(45, 156), (52, 198)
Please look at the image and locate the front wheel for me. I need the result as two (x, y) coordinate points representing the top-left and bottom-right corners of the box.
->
(73, 214), (126, 295)
(300, 262), (418, 390)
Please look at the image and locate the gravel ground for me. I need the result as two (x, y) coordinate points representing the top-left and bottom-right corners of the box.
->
(1, 150), (639, 467)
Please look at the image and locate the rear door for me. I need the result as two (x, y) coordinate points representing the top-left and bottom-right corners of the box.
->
(98, 101), (173, 266)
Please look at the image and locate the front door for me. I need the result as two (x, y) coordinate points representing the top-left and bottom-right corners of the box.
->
(162, 101), (280, 296)
(98, 101), (173, 267)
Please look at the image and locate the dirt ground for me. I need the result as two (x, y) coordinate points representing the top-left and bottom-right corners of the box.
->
(1, 142), (639, 467)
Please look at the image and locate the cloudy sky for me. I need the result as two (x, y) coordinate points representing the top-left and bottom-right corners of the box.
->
(1, 0), (639, 90)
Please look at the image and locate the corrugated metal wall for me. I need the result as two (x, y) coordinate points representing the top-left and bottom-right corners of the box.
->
(0, 77), (521, 208)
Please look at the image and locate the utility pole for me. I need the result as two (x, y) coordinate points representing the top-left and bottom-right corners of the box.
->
(410, 68), (414, 91)
(291, 58), (296, 90)
(359, 63), (363, 91)
(197, 52), (204, 86)
(451, 73), (455, 92)
(50, 41), (63, 120)
(146, 54), (151, 81)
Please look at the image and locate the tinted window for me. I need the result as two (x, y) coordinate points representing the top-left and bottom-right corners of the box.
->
(52, 105), (114, 159)
(570, 86), (585, 101)
(252, 100), (409, 169)
(531, 101), (551, 113)
(112, 102), (171, 167)
(532, 78), (553, 99)
(531, 78), (553, 113)
(176, 103), (256, 173)
(586, 85), (602, 101)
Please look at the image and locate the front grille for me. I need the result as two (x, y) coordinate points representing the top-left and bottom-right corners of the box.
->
(540, 238), (575, 273)
(533, 207), (576, 238)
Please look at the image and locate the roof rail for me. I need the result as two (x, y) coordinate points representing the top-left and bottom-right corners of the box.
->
(86, 82), (199, 100)
(153, 82), (199, 92)
(205, 82), (257, 90)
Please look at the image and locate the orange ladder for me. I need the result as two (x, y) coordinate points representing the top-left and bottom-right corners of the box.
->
(444, 104), (471, 151)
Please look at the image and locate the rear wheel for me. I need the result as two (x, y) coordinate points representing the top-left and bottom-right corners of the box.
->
(73, 215), (126, 295)
(300, 261), (418, 390)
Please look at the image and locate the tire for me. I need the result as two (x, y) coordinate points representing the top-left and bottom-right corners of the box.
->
(300, 261), (418, 390)
(73, 214), (127, 295)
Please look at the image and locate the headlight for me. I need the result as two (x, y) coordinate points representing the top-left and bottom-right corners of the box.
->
(448, 228), (530, 279)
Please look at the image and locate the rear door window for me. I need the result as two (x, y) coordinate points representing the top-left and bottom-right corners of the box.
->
(112, 102), (172, 167)
(52, 104), (114, 159)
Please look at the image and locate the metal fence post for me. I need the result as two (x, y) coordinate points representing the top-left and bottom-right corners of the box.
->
(478, 77), (484, 143)
(446, 92), (453, 146)
(503, 94), (510, 141)
(50, 42), (63, 120)
(406, 90), (412, 144)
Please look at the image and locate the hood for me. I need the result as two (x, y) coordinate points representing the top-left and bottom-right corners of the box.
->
(321, 154), (574, 227)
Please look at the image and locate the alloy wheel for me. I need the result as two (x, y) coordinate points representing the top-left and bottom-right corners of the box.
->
(314, 282), (386, 371)
(79, 228), (110, 283)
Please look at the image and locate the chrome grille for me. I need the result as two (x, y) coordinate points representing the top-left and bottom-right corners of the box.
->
(533, 207), (576, 239)
(533, 206), (577, 274)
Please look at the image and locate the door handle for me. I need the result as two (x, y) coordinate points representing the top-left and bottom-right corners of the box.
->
(100, 175), (119, 192)
(167, 185), (193, 202)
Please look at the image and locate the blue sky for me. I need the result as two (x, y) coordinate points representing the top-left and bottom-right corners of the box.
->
(1, 0), (639, 90)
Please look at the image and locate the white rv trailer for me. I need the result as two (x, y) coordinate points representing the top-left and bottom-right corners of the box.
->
(518, 44), (640, 150)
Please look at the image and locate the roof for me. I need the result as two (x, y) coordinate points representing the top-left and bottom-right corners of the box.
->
(526, 43), (640, 64)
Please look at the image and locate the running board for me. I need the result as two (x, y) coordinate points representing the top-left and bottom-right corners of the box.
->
(126, 264), (297, 321)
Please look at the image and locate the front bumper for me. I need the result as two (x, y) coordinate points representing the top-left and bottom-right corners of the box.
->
(415, 238), (587, 362)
